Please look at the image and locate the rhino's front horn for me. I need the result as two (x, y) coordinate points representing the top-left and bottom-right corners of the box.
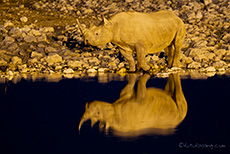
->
(79, 116), (89, 132)
(76, 19), (86, 35)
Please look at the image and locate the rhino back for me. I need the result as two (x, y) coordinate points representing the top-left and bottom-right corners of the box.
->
(110, 11), (184, 52)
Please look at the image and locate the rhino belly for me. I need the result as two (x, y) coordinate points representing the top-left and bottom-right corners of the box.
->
(147, 30), (176, 54)
(148, 41), (171, 54)
(111, 92), (180, 132)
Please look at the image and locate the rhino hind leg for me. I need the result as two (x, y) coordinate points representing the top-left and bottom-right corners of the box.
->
(136, 44), (150, 71)
(172, 43), (181, 67)
(165, 44), (174, 67)
(120, 48), (136, 72)
(165, 74), (187, 121)
(173, 74), (187, 120)
(172, 25), (186, 67)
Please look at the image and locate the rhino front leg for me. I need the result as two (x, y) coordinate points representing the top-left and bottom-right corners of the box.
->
(136, 73), (150, 102)
(119, 74), (136, 99)
(136, 44), (150, 71)
(120, 48), (136, 72)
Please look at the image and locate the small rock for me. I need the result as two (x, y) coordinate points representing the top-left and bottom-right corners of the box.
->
(37, 43), (46, 48)
(8, 27), (22, 38)
(188, 48), (202, 58)
(224, 52), (230, 62)
(196, 11), (203, 20)
(199, 67), (206, 72)
(63, 68), (74, 74)
(30, 29), (41, 36)
(89, 57), (100, 65)
(98, 68), (109, 73)
(214, 49), (227, 58)
(11, 56), (22, 64)
(33, 3), (40, 10)
(20, 26), (31, 33)
(0, 58), (7, 66)
(156, 72), (170, 78)
(55, 65), (62, 71)
(45, 46), (58, 53)
(206, 72), (216, 77)
(81, 52), (92, 57)
(31, 52), (43, 59)
(213, 61), (226, 69)
(87, 68), (97, 73)
(37, 33), (48, 42)
(187, 61), (201, 69)
(194, 52), (215, 63)
(4, 21), (14, 27)
(125, 0), (133, 3)
(83, 8), (94, 15)
(187, 11), (196, 20)
(222, 33), (230, 43)
(2, 36), (15, 45)
(20, 16), (28, 23)
(24, 35), (36, 43)
(46, 53), (63, 64)
(18, 64), (28, 73)
(194, 40), (208, 48)
(19, 5), (24, 8)
(217, 68), (225, 72)
(152, 55), (159, 61)
(205, 66), (216, 72)
(170, 67), (182, 71)
(204, 0), (212, 5)
(27, 58), (38, 64)
(181, 54), (193, 64)
(75, 49), (81, 53)
(67, 60), (82, 68)
(117, 68), (127, 74)
(145, 55), (151, 62)
(6, 70), (14, 76)
(0, 49), (7, 54)
(8, 43), (18, 51)
(108, 61), (117, 69)
(66, 4), (74, 11)
(40, 27), (54, 33)
(57, 35), (68, 42)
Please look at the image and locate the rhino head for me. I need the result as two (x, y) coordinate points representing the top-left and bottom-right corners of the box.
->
(79, 101), (114, 131)
(77, 18), (113, 46)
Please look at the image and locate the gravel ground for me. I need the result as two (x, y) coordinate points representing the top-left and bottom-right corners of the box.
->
(0, 0), (230, 81)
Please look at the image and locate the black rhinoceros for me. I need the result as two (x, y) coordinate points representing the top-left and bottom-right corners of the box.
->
(77, 11), (186, 72)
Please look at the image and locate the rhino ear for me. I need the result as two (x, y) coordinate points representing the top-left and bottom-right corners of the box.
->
(103, 17), (112, 27)
(89, 22), (96, 29)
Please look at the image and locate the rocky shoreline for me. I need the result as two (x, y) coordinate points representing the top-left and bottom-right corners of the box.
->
(0, 0), (230, 81)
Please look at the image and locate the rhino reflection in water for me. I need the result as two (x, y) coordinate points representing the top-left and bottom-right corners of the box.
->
(79, 74), (187, 137)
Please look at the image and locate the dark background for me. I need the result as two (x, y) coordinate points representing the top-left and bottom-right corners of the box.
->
(0, 74), (229, 154)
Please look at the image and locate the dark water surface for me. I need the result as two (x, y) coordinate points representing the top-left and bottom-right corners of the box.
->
(0, 74), (229, 154)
